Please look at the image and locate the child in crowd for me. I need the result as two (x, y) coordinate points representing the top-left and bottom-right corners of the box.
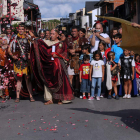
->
(79, 45), (93, 64)
(98, 40), (106, 97)
(111, 33), (123, 63)
(79, 55), (91, 99)
(98, 40), (106, 63)
(118, 49), (135, 99)
(135, 54), (140, 95)
(106, 51), (119, 100)
(89, 50), (104, 101)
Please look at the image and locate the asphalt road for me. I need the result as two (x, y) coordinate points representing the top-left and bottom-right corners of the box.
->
(0, 95), (140, 140)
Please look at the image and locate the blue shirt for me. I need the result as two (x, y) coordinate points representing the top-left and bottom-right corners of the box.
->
(111, 45), (123, 63)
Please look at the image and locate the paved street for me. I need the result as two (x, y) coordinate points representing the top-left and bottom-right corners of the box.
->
(0, 96), (140, 140)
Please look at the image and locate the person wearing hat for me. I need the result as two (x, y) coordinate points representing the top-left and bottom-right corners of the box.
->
(39, 29), (45, 40)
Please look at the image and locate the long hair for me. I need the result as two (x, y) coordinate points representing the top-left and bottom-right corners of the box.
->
(107, 51), (115, 61)
(98, 40), (106, 52)
(93, 50), (102, 60)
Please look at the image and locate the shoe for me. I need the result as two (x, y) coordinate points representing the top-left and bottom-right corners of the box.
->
(112, 93), (115, 98)
(123, 94), (128, 99)
(108, 95), (112, 99)
(96, 96), (100, 101)
(115, 95), (119, 100)
(100, 95), (104, 98)
(88, 96), (90, 99)
(83, 96), (87, 99)
(127, 94), (131, 99)
(80, 96), (83, 99)
(88, 97), (94, 100)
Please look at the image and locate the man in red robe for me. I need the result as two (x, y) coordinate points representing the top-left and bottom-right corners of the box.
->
(30, 29), (74, 105)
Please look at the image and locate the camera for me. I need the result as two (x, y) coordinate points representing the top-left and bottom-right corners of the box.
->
(93, 29), (100, 33)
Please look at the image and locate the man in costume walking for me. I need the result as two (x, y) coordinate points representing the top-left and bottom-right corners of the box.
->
(8, 23), (35, 103)
(30, 29), (74, 105)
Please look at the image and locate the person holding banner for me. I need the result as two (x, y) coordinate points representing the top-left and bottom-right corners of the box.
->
(30, 29), (74, 105)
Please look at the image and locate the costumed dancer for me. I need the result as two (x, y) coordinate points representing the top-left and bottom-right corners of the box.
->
(118, 49), (135, 98)
(66, 26), (88, 96)
(106, 51), (120, 100)
(31, 29), (74, 105)
(8, 23), (35, 103)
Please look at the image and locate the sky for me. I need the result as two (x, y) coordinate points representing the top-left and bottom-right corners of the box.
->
(34, 0), (99, 18)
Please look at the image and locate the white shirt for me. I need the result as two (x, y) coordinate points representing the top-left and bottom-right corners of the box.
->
(90, 33), (110, 53)
(91, 60), (104, 77)
(118, 56), (135, 67)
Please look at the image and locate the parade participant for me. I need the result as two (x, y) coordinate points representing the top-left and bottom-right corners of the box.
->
(59, 31), (68, 42)
(4, 24), (15, 44)
(45, 29), (50, 40)
(39, 29), (45, 40)
(8, 23), (35, 103)
(106, 52), (120, 100)
(131, 23), (140, 28)
(90, 23), (110, 53)
(118, 49), (135, 99)
(79, 55), (91, 99)
(66, 26), (88, 95)
(111, 33), (123, 63)
(0, 36), (10, 99)
(31, 29), (74, 105)
(89, 50), (104, 101)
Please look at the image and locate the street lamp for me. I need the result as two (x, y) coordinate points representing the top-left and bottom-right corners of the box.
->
(9, 2), (18, 24)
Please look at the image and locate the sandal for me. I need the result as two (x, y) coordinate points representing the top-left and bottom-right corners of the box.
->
(15, 98), (20, 103)
(44, 100), (53, 105)
(30, 97), (35, 102)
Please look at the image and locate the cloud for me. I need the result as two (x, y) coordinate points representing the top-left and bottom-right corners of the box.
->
(34, 0), (99, 18)
(40, 4), (72, 18)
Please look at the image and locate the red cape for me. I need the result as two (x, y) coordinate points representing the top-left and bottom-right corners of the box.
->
(30, 39), (74, 100)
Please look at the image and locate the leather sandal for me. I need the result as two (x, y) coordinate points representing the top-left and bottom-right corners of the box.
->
(30, 97), (35, 102)
(44, 100), (53, 105)
(15, 98), (20, 103)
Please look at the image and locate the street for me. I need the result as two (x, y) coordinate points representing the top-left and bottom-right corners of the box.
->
(0, 96), (140, 140)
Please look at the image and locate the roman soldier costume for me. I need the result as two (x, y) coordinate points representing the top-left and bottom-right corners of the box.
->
(120, 56), (133, 80)
(66, 36), (88, 74)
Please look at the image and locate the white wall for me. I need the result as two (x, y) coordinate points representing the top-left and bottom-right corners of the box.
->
(92, 8), (101, 27)
(81, 16), (89, 28)
(11, 0), (24, 24)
